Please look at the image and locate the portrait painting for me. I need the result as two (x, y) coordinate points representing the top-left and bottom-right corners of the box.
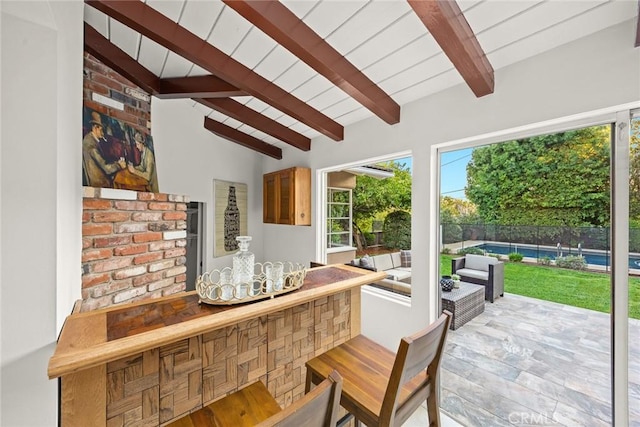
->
(213, 180), (248, 257)
(82, 107), (159, 192)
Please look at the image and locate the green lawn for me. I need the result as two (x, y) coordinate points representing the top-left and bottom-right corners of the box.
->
(440, 254), (640, 319)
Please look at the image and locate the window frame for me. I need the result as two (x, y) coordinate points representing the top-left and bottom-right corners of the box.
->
(326, 187), (353, 252)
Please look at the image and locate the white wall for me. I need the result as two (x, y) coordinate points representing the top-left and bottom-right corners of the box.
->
(261, 19), (640, 350)
(152, 99), (266, 271)
(1, 1), (83, 425)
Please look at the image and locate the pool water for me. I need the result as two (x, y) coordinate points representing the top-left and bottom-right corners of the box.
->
(474, 243), (640, 270)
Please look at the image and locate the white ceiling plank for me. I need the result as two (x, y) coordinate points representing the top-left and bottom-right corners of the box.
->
(363, 34), (439, 83)
(273, 60), (317, 92)
(191, 102), (214, 117)
(378, 54), (454, 95)
(259, 107), (285, 121)
(334, 107), (372, 126)
(291, 75), (335, 103)
(221, 116), (244, 129)
(477, 1), (609, 54)
(161, 52), (195, 78)
(207, 5), (253, 56)
(280, 0), (318, 20)
(233, 28), (278, 70)
(391, 69), (464, 105)
(187, 64), (210, 77)
(84, 7), (109, 37)
(146, 0), (184, 22)
(179, 0), (225, 40)
(137, 36), (169, 76)
(306, 86), (349, 112)
(273, 114), (297, 128)
(326, 1), (411, 56)
(289, 121), (314, 134)
(320, 97), (364, 121)
(252, 45), (300, 82)
(109, 19), (141, 59)
(206, 110), (230, 123)
(244, 98), (272, 114)
(464, 1), (543, 34)
(301, 128), (321, 139)
(236, 123), (260, 136)
(488, 0), (638, 71)
(231, 96), (254, 106)
(300, 0), (366, 38)
(456, 0), (483, 13)
(347, 12), (426, 70)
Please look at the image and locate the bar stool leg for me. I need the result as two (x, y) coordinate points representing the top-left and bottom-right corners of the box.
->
(426, 389), (440, 427)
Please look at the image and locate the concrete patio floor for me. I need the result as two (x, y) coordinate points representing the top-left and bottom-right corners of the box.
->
(439, 293), (640, 426)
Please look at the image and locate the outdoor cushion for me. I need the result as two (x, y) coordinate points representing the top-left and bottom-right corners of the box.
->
(385, 268), (411, 281)
(372, 254), (394, 271)
(351, 258), (360, 267)
(400, 250), (412, 268)
(464, 254), (494, 272)
(360, 255), (374, 269)
(456, 268), (489, 281)
(390, 252), (402, 268)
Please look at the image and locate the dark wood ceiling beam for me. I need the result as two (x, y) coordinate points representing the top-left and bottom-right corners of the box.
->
(84, 22), (160, 94)
(157, 76), (246, 99)
(224, 0), (400, 125)
(196, 98), (311, 151)
(86, 0), (344, 141)
(408, 0), (494, 97)
(204, 117), (282, 160)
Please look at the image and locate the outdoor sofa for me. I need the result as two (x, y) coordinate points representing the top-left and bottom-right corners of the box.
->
(349, 251), (412, 296)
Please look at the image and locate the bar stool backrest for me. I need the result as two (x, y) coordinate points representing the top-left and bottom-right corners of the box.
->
(380, 311), (451, 426)
(257, 370), (343, 427)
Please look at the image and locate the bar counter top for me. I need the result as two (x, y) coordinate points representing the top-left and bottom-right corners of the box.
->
(48, 264), (385, 379)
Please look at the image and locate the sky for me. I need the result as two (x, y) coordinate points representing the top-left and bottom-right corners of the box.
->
(440, 147), (473, 200)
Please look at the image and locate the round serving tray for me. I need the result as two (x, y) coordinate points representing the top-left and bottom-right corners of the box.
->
(196, 262), (307, 305)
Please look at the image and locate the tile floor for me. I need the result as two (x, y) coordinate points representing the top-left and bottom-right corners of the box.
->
(438, 293), (640, 426)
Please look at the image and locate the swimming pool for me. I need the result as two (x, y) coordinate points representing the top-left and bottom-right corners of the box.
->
(473, 243), (640, 270)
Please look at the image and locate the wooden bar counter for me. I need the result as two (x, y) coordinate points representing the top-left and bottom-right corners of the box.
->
(49, 264), (385, 426)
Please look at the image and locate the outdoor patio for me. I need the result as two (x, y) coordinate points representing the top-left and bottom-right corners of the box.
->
(439, 293), (640, 426)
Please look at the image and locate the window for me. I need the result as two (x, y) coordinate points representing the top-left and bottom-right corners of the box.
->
(327, 187), (352, 249)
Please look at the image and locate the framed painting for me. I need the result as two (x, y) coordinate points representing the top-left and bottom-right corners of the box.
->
(82, 106), (159, 192)
(213, 180), (248, 257)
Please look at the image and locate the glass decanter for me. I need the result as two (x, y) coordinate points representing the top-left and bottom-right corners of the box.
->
(232, 236), (254, 298)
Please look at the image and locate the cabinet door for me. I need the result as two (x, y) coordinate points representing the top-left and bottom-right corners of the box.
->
(276, 170), (292, 224)
(263, 173), (278, 223)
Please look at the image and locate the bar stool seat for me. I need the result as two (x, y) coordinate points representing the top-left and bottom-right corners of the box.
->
(305, 311), (451, 427)
(168, 370), (342, 427)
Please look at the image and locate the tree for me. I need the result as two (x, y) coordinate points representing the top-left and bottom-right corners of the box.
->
(440, 196), (479, 223)
(352, 161), (412, 224)
(382, 210), (411, 249)
(466, 125), (611, 227)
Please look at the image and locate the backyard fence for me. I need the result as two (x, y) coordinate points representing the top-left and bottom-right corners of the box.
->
(442, 223), (640, 255)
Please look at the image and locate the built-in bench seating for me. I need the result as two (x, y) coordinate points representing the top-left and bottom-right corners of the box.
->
(350, 251), (411, 296)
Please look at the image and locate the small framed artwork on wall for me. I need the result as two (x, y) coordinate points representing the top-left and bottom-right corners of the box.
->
(213, 180), (248, 258)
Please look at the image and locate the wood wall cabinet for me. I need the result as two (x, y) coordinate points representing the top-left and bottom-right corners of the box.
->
(263, 167), (311, 225)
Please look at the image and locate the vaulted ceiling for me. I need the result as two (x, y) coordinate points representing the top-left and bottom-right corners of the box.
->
(84, 0), (639, 160)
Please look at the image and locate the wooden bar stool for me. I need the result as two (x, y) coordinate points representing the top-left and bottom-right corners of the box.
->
(168, 370), (342, 427)
(305, 311), (451, 427)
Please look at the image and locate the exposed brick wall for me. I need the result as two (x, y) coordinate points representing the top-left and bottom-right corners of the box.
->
(83, 52), (151, 132)
(81, 187), (189, 312)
